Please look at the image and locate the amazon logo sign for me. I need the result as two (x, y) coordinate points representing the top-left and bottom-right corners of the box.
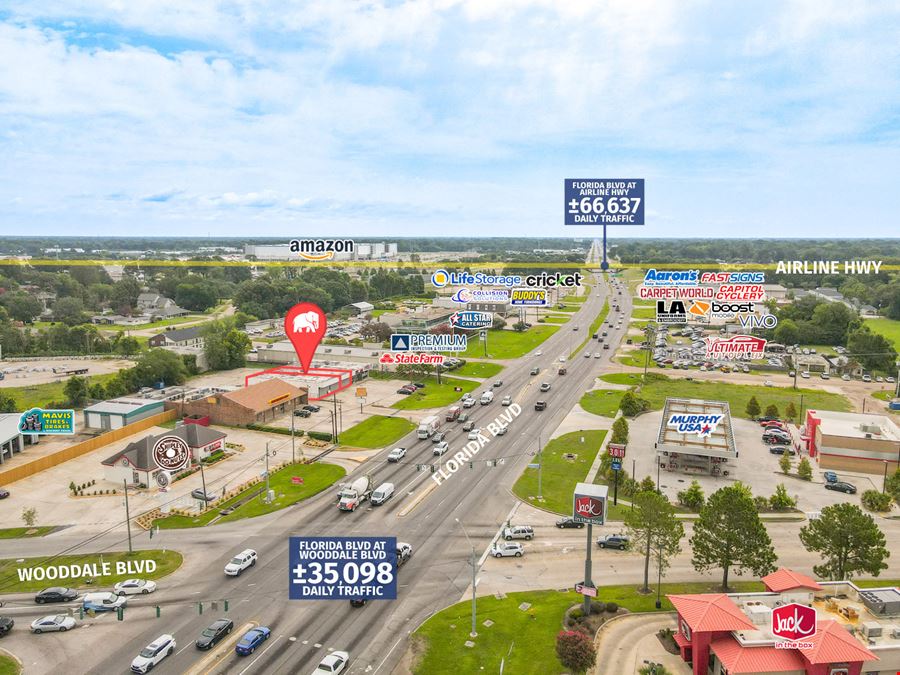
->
(289, 239), (355, 261)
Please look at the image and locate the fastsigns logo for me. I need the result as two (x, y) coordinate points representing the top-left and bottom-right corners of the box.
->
(667, 414), (724, 438)
(772, 603), (816, 642)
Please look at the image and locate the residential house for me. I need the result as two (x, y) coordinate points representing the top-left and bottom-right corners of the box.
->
(148, 325), (204, 349)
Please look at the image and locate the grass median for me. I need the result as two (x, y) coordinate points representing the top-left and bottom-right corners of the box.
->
(579, 389), (624, 417)
(0, 526), (57, 540)
(512, 430), (606, 514)
(3, 372), (119, 410)
(451, 362), (505, 379)
(152, 462), (345, 529)
(570, 300), (609, 358)
(391, 375), (479, 410)
(460, 325), (559, 360)
(0, 654), (19, 675)
(0, 550), (183, 594)
(339, 415), (416, 449)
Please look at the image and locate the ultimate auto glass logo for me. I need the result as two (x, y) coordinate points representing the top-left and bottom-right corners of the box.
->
(667, 414), (724, 438)
(289, 239), (354, 261)
(431, 269), (583, 289)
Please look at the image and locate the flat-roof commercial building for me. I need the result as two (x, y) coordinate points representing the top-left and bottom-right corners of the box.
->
(806, 409), (900, 474)
(0, 414), (29, 465)
(656, 398), (737, 478)
(380, 307), (456, 334)
(166, 378), (307, 426)
(83, 398), (165, 431)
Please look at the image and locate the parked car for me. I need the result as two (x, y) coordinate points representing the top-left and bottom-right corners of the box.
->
(491, 542), (524, 558)
(539, 382), (551, 392)
(30, 615), (76, 633)
(387, 447), (406, 462)
(555, 517), (585, 529)
(396, 388), (413, 395)
(412, 382), (426, 389)
(313, 651), (350, 674)
(294, 408), (311, 418)
(35, 588), (78, 604)
(763, 434), (791, 445)
(196, 618), (234, 650)
(757, 416), (780, 423)
(131, 634), (176, 673)
(224, 548), (257, 576)
(760, 421), (786, 429)
(0, 489), (9, 499)
(825, 482), (856, 494)
(823, 471), (838, 483)
(597, 534), (629, 550)
(191, 489), (216, 502)
(114, 579), (157, 596)
(303, 404), (321, 413)
(800, 371), (810, 379)
(0, 617), (12, 637)
(433, 441), (449, 456)
(862, 374), (872, 382)
(236, 626), (270, 656)
(768, 446), (795, 455)
(503, 525), (534, 541)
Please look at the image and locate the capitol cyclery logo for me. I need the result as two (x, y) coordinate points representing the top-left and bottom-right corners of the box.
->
(667, 414), (724, 438)
(289, 238), (354, 261)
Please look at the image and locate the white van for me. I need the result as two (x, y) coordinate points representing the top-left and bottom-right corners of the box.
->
(82, 591), (127, 613)
(371, 482), (395, 506)
(480, 391), (494, 405)
(224, 548), (257, 576)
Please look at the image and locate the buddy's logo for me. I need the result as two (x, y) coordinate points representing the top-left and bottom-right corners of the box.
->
(772, 603), (816, 642)
(289, 239), (355, 261)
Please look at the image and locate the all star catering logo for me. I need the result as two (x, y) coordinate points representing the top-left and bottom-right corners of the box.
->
(289, 238), (354, 261)
(667, 414), (724, 438)
(656, 300), (687, 324)
(18, 407), (75, 435)
(449, 311), (494, 330)
(151, 435), (192, 472)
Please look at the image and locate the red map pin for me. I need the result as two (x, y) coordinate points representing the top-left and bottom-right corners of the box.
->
(284, 303), (327, 373)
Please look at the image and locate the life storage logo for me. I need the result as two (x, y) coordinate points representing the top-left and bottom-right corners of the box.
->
(289, 239), (354, 261)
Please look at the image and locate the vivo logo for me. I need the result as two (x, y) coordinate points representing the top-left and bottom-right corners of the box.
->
(771, 603), (816, 641)
(738, 313), (778, 329)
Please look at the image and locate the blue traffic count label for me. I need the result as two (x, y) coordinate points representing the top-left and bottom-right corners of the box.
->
(289, 537), (397, 600)
(565, 179), (644, 225)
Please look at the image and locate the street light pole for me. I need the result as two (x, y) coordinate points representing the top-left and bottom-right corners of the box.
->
(884, 460), (889, 493)
(455, 518), (478, 638)
(198, 458), (208, 510)
(123, 479), (133, 554)
(655, 533), (663, 609)
(264, 441), (271, 502)
(291, 404), (296, 464)
(537, 434), (543, 500)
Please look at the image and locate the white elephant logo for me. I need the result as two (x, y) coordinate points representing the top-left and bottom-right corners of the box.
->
(293, 310), (320, 333)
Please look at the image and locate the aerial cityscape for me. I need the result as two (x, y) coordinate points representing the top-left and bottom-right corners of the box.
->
(1, 3), (899, 675)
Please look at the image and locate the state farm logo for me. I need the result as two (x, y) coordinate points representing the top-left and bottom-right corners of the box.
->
(151, 435), (191, 472)
(772, 603), (816, 642)
(574, 495), (604, 519)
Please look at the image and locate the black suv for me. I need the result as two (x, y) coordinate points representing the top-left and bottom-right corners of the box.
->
(294, 409), (311, 418)
(534, 401), (547, 411)
(597, 535), (629, 550)
(555, 517), (585, 529)
(0, 616), (13, 637)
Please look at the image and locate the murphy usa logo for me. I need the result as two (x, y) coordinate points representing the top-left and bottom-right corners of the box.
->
(772, 603), (817, 645)
(667, 414), (724, 438)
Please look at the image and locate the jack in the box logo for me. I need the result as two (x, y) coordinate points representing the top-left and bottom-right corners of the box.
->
(771, 603), (816, 641)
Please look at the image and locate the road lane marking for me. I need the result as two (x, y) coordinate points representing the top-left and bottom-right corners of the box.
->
(175, 643), (192, 656)
(187, 621), (257, 675)
(237, 634), (282, 675)
(373, 635), (406, 674)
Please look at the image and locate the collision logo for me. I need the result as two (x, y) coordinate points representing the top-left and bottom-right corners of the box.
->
(289, 239), (354, 261)
(450, 288), (510, 304)
(667, 414), (724, 437)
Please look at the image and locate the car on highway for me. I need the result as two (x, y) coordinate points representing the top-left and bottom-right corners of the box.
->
(539, 382), (551, 392)
(825, 481), (857, 494)
(535, 350), (542, 356)
(350, 598), (367, 608)
(503, 525), (534, 540)
(493, 380), (503, 388)
(462, 420), (475, 431)
(196, 618), (234, 650)
(603, 343), (610, 350)
(535, 400), (547, 411)
(82, 592), (126, 612)
(114, 579), (157, 596)
(433, 441), (449, 456)
(131, 634), (176, 673)
(462, 397), (476, 408)
(593, 352), (601, 358)
(597, 534), (629, 550)
(387, 447), (406, 462)
(555, 517), (585, 529)
(530, 367), (540, 375)
(0, 617), (12, 636)
(224, 548), (257, 576)
(191, 489), (217, 502)
(496, 425), (508, 435)
(501, 395), (512, 406)
(458, 413), (470, 423)
(558, 355), (566, 362)
(467, 428), (482, 440)
(431, 431), (446, 443)
(584, 351), (591, 358)
(491, 542), (524, 558)
(236, 626), (270, 656)
(313, 651), (350, 674)
(35, 587), (78, 604)
(396, 542), (413, 567)
(30, 615), (76, 633)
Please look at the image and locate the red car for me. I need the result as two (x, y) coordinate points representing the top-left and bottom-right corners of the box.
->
(760, 421), (786, 429)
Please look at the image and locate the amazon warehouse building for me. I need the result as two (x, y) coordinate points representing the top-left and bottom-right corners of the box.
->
(656, 398), (738, 478)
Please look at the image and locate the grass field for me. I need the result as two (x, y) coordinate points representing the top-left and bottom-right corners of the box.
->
(3, 372), (120, 410)
(152, 462), (345, 529)
(631, 306), (656, 320)
(579, 390), (624, 417)
(616, 350), (648, 367)
(599, 373), (852, 419)
(460, 325), (559, 360)
(0, 655), (18, 675)
(512, 430), (606, 514)
(451, 362), (505, 379)
(338, 415), (416, 449)
(94, 315), (205, 332)
(551, 304), (580, 312)
(0, 550), (182, 594)
(0, 526), (57, 540)
(541, 315), (570, 324)
(391, 376), (479, 410)
(866, 317), (900, 352)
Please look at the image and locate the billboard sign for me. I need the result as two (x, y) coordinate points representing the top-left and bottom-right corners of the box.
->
(572, 482), (608, 525)
(565, 179), (645, 225)
(289, 536), (397, 600)
(607, 443), (626, 458)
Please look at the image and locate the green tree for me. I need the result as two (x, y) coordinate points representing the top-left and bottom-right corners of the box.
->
(797, 457), (813, 481)
(799, 503), (889, 580)
(110, 276), (142, 314)
(203, 319), (251, 370)
(115, 336), (141, 356)
(63, 376), (90, 407)
(676, 480), (705, 510)
(860, 490), (892, 512)
(639, 476), (657, 493)
(690, 484), (777, 590)
(773, 318), (800, 346)
(769, 484), (796, 511)
(0, 392), (17, 413)
(21, 507), (37, 527)
(556, 630), (596, 673)
(610, 417), (629, 445)
(779, 452), (792, 474)
(847, 327), (898, 372)
(53, 296), (87, 326)
(175, 281), (219, 312)
(620, 391), (648, 417)
(0, 292), (42, 322)
(512, 321), (528, 332)
(624, 491), (685, 593)
(88, 382), (107, 400)
(785, 402), (798, 423)
(886, 468), (900, 506)
(132, 349), (188, 388)
(745, 396), (761, 419)
(764, 404), (779, 418)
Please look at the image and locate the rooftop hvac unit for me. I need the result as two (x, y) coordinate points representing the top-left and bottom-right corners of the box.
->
(890, 627), (900, 639)
(860, 622), (882, 638)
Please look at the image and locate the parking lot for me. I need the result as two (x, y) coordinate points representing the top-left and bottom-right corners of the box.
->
(0, 358), (136, 388)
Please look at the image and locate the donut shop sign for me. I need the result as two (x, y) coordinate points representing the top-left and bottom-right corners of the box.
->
(572, 482), (608, 525)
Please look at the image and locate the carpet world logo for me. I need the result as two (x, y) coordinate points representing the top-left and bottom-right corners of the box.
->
(289, 239), (354, 261)
(667, 414), (724, 438)
(772, 603), (817, 642)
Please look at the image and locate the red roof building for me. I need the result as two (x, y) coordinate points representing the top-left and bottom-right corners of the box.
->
(762, 568), (823, 593)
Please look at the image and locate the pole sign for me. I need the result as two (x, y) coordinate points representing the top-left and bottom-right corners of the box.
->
(575, 583), (598, 597)
(572, 482), (608, 525)
(611, 460), (622, 471)
(607, 443), (626, 459)
(564, 179), (644, 225)
(289, 536), (397, 600)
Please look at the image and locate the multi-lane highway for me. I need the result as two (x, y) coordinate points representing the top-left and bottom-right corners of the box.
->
(1, 271), (632, 675)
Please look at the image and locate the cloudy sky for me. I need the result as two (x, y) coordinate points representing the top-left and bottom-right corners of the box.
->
(1, 1), (899, 238)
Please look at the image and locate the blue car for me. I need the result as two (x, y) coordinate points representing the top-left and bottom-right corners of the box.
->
(236, 627), (270, 656)
(823, 471), (838, 483)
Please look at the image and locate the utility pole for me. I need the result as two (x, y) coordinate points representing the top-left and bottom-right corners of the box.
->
(631, 458), (636, 510)
(123, 479), (133, 554)
(198, 458), (208, 509)
(264, 442), (271, 503)
(291, 403), (296, 464)
(455, 518), (478, 637)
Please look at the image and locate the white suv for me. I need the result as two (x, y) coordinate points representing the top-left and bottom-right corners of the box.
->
(131, 634), (175, 673)
(491, 542), (524, 558)
(224, 548), (257, 576)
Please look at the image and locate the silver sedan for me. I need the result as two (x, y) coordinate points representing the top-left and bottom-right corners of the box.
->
(31, 615), (77, 633)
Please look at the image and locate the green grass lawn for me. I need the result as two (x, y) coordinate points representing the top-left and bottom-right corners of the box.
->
(391, 375), (479, 410)
(512, 430), (606, 514)
(873, 390), (897, 402)
(541, 315), (570, 324)
(370, 308), (390, 318)
(152, 462), (345, 529)
(599, 373), (852, 419)
(460, 325), (559, 360)
(94, 315), (205, 332)
(0, 526), (57, 539)
(564, 294), (589, 303)
(866, 317), (900, 352)
(0, 550), (182, 594)
(617, 350), (649, 367)
(631, 306), (656, 320)
(338, 415), (416, 449)
(580, 390), (624, 417)
(0, 654), (19, 675)
(451, 362), (505, 379)
(3, 371), (120, 410)
(551, 305), (580, 313)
